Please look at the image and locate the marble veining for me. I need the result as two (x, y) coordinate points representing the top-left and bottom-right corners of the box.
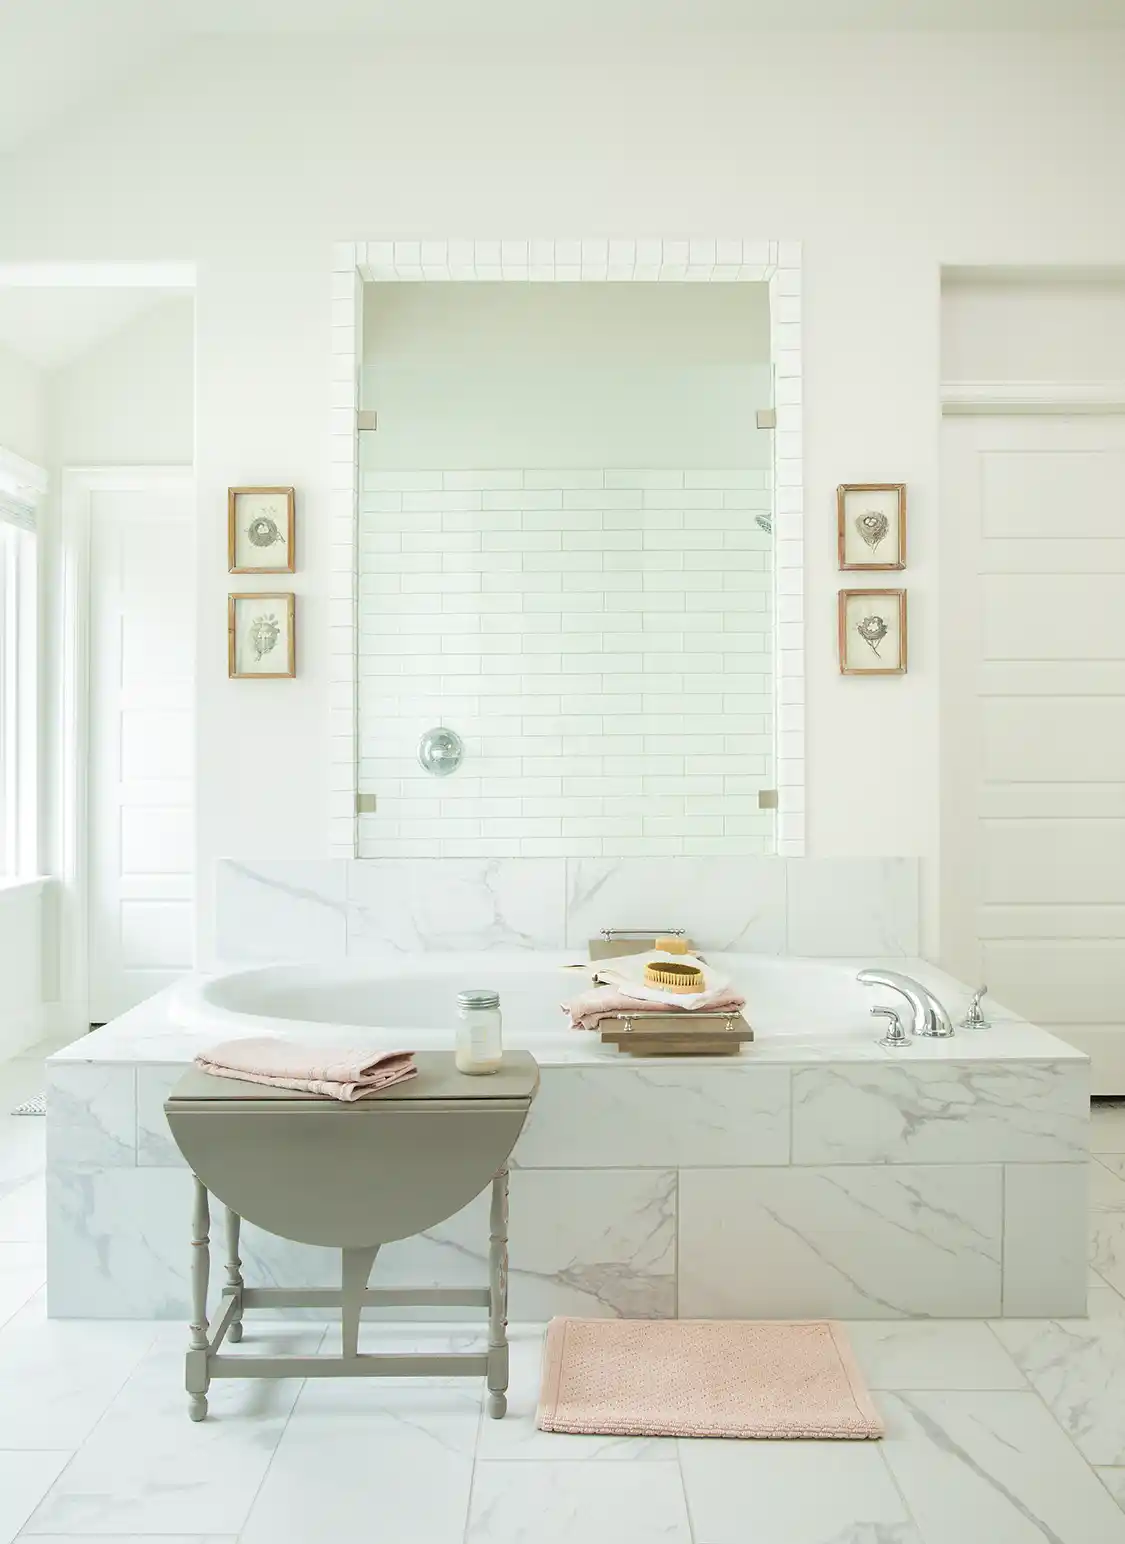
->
(564, 855), (788, 953)
(786, 858), (920, 957)
(513, 1064), (790, 1168)
(346, 858), (565, 954)
(678, 1165), (1003, 1319)
(993, 1286), (1125, 1467)
(46, 1064), (137, 1170)
(214, 860), (348, 963)
(792, 1060), (1088, 1165)
(881, 1389), (1125, 1544)
(212, 854), (925, 964)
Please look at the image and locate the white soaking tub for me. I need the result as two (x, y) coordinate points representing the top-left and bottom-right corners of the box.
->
(167, 951), (915, 1054)
(49, 950), (1090, 1323)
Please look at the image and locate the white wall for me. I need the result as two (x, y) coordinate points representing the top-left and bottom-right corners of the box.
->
(0, 343), (47, 465)
(49, 296), (194, 465)
(0, 32), (1123, 955)
(943, 277), (1125, 383)
(0, 879), (43, 1057)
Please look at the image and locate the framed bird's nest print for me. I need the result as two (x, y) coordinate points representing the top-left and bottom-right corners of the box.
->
(839, 589), (907, 675)
(228, 486), (295, 573)
(838, 483), (906, 570)
(228, 593), (296, 679)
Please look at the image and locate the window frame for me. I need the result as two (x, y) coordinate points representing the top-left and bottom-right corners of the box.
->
(0, 447), (45, 880)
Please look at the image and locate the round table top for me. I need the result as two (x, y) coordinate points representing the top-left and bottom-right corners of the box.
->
(166, 1050), (540, 1108)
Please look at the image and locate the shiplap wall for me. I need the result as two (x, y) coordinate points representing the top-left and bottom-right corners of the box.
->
(357, 467), (774, 857)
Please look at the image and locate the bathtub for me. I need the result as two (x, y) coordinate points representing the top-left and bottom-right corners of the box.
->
(168, 951), (910, 1055)
(50, 949), (1090, 1322)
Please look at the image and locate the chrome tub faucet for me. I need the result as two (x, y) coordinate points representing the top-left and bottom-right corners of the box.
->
(857, 969), (955, 1039)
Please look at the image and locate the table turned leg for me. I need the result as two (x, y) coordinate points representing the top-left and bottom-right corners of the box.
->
(186, 1176), (211, 1422)
(487, 1165), (510, 1419)
(225, 1207), (244, 1344)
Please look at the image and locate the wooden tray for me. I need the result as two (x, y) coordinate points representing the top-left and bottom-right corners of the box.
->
(598, 1011), (753, 1057)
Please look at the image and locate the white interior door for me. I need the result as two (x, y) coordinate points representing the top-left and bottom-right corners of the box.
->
(87, 480), (195, 1022)
(941, 415), (1125, 1091)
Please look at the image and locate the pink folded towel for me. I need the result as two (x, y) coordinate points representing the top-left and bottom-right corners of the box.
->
(194, 1037), (418, 1102)
(565, 985), (747, 1032)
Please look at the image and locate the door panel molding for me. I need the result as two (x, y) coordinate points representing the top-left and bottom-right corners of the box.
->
(940, 415), (1125, 1092)
(59, 466), (193, 1029)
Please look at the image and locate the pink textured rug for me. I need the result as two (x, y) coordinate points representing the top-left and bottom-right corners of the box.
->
(536, 1318), (884, 1440)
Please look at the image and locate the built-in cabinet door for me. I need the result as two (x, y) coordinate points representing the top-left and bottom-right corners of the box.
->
(941, 415), (1125, 1091)
(87, 484), (195, 1023)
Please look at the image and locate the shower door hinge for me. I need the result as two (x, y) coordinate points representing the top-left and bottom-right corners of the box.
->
(758, 788), (779, 810)
(355, 792), (377, 814)
(755, 408), (776, 430)
(357, 410), (378, 432)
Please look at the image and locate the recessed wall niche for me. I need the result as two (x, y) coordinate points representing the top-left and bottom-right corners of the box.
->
(356, 280), (775, 860)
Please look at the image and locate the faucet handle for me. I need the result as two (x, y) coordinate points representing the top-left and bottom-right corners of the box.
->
(960, 985), (990, 1030)
(871, 1005), (910, 1049)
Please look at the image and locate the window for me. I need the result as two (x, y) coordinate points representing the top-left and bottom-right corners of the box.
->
(0, 448), (43, 879)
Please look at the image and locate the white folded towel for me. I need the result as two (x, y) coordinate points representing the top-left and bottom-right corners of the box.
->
(589, 951), (734, 1012)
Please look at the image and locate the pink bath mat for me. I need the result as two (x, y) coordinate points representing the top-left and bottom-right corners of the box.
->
(536, 1317), (883, 1440)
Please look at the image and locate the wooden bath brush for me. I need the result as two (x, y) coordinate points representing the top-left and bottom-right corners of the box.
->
(643, 960), (705, 993)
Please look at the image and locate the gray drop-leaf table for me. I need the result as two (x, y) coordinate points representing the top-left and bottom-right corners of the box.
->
(164, 1051), (539, 1421)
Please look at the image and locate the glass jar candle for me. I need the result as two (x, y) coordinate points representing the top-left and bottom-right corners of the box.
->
(455, 988), (503, 1075)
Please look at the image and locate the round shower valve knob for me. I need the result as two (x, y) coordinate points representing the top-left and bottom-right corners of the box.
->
(418, 726), (464, 777)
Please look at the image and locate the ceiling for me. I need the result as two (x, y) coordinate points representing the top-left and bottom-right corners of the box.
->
(0, 0), (1122, 155)
(0, 290), (189, 371)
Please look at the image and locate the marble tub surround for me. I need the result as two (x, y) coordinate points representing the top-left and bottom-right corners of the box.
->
(46, 951), (1088, 1321)
(212, 853), (920, 963)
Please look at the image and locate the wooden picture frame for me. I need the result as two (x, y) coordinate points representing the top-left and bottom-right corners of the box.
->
(228, 486), (295, 574)
(837, 483), (906, 570)
(228, 592), (296, 679)
(838, 588), (907, 675)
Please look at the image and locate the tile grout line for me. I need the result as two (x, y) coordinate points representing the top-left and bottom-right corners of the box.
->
(676, 1438), (700, 1543)
(982, 1312), (1125, 1507)
(462, 1382), (486, 1544)
(999, 1162), (1006, 1314)
(870, 1432), (927, 1542)
(234, 1321), (331, 1537)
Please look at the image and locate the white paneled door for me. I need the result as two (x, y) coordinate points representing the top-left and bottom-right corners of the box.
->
(87, 482), (195, 1022)
(942, 416), (1125, 1091)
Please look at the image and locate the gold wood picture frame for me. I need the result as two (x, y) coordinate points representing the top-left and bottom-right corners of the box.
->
(838, 588), (907, 675)
(838, 483), (906, 571)
(228, 592), (296, 679)
(228, 486), (295, 573)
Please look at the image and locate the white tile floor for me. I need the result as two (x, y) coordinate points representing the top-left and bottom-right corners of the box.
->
(7, 1041), (1125, 1542)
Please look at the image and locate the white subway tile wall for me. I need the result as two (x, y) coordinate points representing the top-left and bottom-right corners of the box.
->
(357, 469), (774, 858)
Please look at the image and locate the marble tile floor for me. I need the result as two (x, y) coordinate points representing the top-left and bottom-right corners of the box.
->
(6, 1056), (1125, 1542)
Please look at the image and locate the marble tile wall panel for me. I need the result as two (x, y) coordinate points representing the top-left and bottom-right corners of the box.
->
(48, 1164), (676, 1321)
(48, 1166), (196, 1318)
(136, 1066), (187, 1167)
(46, 1065), (137, 1170)
(214, 860), (348, 964)
(563, 856), (788, 953)
(378, 1169), (677, 1321)
(346, 858), (565, 953)
(1002, 1162), (1088, 1316)
(513, 1065), (790, 1168)
(791, 1060), (1089, 1166)
(786, 857), (920, 955)
(678, 1164), (1003, 1319)
(213, 854), (923, 960)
